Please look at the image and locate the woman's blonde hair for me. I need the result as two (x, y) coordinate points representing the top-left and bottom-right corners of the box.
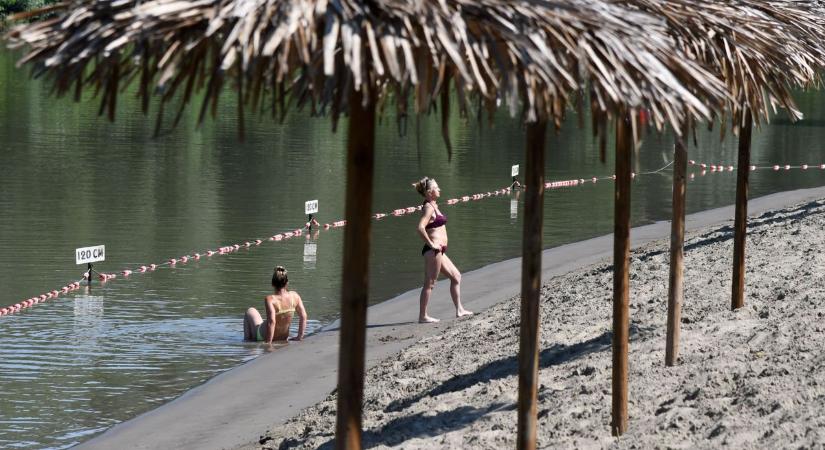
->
(413, 176), (435, 197)
(272, 266), (288, 289)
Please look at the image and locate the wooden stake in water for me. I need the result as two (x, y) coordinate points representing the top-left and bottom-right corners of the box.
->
(611, 113), (632, 436)
(731, 110), (752, 310)
(666, 126), (688, 366)
(517, 120), (546, 450)
(335, 87), (376, 450)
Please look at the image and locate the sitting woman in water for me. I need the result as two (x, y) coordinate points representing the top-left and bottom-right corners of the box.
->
(243, 266), (307, 343)
(414, 176), (473, 323)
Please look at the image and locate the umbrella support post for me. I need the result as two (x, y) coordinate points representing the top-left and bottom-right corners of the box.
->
(611, 113), (632, 436)
(517, 120), (546, 450)
(335, 88), (376, 450)
(732, 110), (752, 311)
(665, 127), (688, 367)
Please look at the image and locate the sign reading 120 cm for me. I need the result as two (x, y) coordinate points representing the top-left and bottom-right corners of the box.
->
(76, 245), (105, 265)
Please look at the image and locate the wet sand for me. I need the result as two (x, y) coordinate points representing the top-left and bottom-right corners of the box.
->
(248, 191), (825, 449)
(74, 186), (825, 449)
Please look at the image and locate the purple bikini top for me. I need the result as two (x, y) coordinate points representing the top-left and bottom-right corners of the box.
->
(424, 202), (447, 229)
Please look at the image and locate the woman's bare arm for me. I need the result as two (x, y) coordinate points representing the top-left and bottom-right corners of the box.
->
(264, 296), (277, 344)
(293, 294), (307, 341)
(417, 204), (439, 249)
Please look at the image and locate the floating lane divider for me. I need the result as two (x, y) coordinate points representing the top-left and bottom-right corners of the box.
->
(0, 277), (86, 318)
(3, 160), (822, 318)
(686, 160), (825, 179)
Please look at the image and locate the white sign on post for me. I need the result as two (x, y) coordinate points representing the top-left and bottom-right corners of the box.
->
(510, 198), (518, 219)
(76, 245), (105, 265)
(305, 199), (319, 215)
(511, 164), (520, 177)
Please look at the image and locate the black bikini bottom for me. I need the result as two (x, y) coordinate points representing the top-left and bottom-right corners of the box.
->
(422, 244), (447, 255)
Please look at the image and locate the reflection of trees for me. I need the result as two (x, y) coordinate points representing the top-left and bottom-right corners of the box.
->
(3, 46), (825, 305)
(758, 90), (825, 195)
(0, 49), (229, 298)
(0, 0), (61, 17)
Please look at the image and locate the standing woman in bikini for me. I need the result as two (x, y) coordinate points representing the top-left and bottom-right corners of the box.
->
(243, 266), (307, 343)
(414, 177), (473, 323)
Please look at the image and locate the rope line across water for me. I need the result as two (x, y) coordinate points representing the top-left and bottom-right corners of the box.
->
(1, 160), (823, 318)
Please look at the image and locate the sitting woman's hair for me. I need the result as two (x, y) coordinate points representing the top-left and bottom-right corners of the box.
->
(413, 177), (434, 197)
(272, 266), (288, 289)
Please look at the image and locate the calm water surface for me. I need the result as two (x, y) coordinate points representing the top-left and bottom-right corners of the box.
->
(1, 49), (825, 448)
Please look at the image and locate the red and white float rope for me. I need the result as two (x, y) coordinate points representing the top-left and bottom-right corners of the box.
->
(689, 160), (825, 173)
(2, 160), (821, 318)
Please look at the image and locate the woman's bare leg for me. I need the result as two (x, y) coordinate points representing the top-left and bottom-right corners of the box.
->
(440, 255), (473, 317)
(244, 307), (263, 341)
(419, 251), (442, 323)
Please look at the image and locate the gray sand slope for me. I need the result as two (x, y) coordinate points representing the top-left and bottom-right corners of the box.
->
(77, 186), (825, 450)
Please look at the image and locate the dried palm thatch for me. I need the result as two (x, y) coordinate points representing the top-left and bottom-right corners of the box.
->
(5, 0), (732, 148)
(615, 0), (825, 134)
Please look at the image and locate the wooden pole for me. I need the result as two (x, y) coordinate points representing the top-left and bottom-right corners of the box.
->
(335, 87), (376, 450)
(731, 110), (752, 311)
(611, 113), (632, 436)
(665, 126), (688, 366)
(517, 120), (547, 450)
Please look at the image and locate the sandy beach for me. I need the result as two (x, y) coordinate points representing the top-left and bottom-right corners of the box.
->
(251, 197), (825, 449)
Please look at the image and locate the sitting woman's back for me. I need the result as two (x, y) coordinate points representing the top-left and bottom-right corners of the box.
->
(244, 266), (307, 343)
(265, 290), (301, 341)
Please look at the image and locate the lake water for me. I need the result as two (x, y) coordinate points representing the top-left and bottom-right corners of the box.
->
(1, 48), (824, 449)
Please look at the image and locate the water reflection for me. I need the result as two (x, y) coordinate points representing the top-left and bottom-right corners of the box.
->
(510, 190), (520, 221)
(303, 232), (319, 270)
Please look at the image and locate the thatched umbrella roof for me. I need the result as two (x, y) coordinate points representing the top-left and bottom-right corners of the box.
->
(616, 0), (825, 132)
(5, 0), (732, 144)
